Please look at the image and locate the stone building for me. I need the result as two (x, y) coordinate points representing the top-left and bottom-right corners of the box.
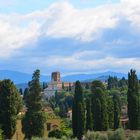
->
(43, 72), (74, 99)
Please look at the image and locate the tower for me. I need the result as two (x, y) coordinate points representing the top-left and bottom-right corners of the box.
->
(51, 72), (60, 82)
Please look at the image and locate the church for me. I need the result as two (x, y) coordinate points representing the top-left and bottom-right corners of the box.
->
(43, 72), (74, 99)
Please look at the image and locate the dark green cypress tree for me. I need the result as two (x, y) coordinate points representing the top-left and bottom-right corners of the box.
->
(22, 70), (46, 139)
(19, 88), (23, 95)
(127, 69), (140, 130)
(113, 94), (121, 130)
(91, 81), (108, 131)
(107, 97), (114, 129)
(72, 81), (85, 139)
(0, 80), (22, 139)
(23, 88), (29, 101)
(94, 98), (102, 131)
(86, 97), (93, 131)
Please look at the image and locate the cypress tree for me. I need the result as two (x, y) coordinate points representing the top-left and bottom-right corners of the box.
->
(86, 97), (93, 131)
(0, 80), (22, 139)
(91, 81), (108, 131)
(22, 70), (46, 139)
(107, 97), (114, 129)
(94, 98), (102, 131)
(113, 94), (121, 130)
(72, 81), (85, 139)
(127, 69), (140, 130)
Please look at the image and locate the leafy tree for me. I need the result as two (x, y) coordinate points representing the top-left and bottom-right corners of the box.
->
(22, 70), (46, 139)
(72, 81), (85, 139)
(0, 80), (22, 139)
(127, 69), (140, 130)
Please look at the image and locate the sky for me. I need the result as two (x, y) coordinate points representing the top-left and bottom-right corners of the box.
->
(0, 0), (140, 75)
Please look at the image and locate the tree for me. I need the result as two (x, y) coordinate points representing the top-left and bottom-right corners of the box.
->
(107, 76), (118, 90)
(23, 88), (29, 101)
(22, 70), (46, 139)
(86, 97), (93, 131)
(127, 69), (140, 130)
(91, 81), (108, 131)
(72, 81), (85, 139)
(94, 99), (102, 131)
(19, 88), (23, 95)
(0, 80), (22, 139)
(113, 94), (121, 129)
(107, 97), (114, 129)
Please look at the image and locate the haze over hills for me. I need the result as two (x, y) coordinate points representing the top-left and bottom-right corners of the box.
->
(0, 70), (130, 84)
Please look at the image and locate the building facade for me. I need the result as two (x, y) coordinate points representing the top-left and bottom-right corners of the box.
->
(43, 72), (74, 99)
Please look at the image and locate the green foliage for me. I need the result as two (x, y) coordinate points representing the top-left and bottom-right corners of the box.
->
(22, 70), (46, 139)
(48, 129), (66, 139)
(60, 119), (72, 137)
(127, 69), (140, 130)
(113, 94), (121, 130)
(107, 76), (118, 90)
(107, 97), (114, 129)
(86, 97), (93, 131)
(72, 81), (85, 139)
(0, 79), (22, 139)
(108, 129), (125, 140)
(0, 129), (3, 140)
(91, 81), (108, 131)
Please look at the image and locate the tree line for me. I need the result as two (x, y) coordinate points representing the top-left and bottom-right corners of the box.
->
(72, 69), (140, 139)
(0, 69), (140, 140)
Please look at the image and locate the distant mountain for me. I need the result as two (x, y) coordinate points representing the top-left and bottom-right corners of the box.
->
(62, 71), (128, 82)
(0, 70), (134, 87)
(0, 70), (50, 84)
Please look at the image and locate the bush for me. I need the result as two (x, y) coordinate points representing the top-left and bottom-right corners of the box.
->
(48, 129), (66, 139)
(108, 129), (126, 140)
(0, 129), (3, 140)
(128, 134), (140, 140)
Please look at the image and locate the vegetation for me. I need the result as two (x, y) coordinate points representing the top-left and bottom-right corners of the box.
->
(72, 81), (85, 139)
(22, 69), (46, 139)
(1, 69), (140, 140)
(127, 69), (140, 130)
(0, 79), (22, 139)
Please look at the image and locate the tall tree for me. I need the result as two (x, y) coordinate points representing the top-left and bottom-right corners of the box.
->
(94, 98), (102, 131)
(23, 88), (29, 101)
(91, 80), (108, 131)
(0, 80), (22, 139)
(127, 69), (140, 130)
(113, 94), (121, 130)
(22, 70), (46, 139)
(86, 97), (93, 131)
(107, 97), (114, 129)
(72, 81), (85, 139)
(19, 88), (23, 95)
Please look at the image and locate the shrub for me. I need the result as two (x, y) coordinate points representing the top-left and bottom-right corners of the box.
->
(48, 129), (66, 139)
(108, 129), (126, 140)
(0, 129), (3, 140)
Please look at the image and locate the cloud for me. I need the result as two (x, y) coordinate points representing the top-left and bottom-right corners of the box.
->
(28, 50), (140, 74)
(0, 0), (140, 74)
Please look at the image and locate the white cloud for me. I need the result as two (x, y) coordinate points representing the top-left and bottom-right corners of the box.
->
(29, 50), (140, 73)
(0, 0), (140, 59)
